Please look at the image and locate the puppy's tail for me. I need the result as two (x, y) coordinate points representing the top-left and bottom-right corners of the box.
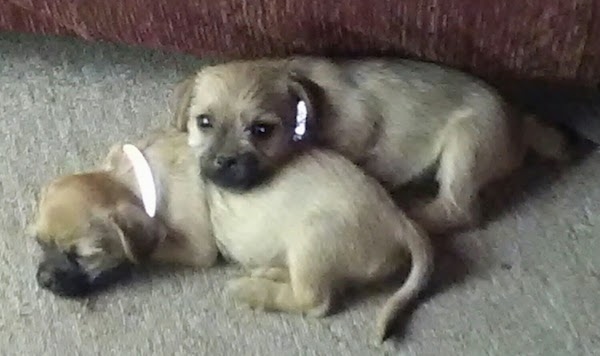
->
(375, 221), (434, 343)
(523, 115), (570, 161)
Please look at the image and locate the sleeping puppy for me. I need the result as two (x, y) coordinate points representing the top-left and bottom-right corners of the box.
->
(30, 129), (433, 343)
(31, 131), (219, 297)
(172, 57), (567, 233)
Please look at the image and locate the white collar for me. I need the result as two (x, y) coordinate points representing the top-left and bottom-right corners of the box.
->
(122, 144), (157, 218)
(293, 100), (307, 142)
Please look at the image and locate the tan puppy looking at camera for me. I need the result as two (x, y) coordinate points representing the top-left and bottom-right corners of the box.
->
(30, 129), (433, 343)
(173, 57), (567, 233)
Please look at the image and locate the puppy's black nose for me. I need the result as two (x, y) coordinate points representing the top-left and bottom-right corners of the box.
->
(214, 155), (238, 169)
(36, 259), (91, 298)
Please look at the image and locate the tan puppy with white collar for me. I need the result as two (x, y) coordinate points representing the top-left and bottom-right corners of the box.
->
(31, 128), (433, 343)
(173, 57), (567, 233)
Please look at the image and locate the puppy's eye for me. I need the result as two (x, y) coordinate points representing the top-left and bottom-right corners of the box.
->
(196, 114), (213, 129)
(249, 123), (275, 139)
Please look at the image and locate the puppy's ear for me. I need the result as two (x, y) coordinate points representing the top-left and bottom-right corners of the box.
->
(170, 75), (196, 132)
(287, 73), (322, 144)
(109, 201), (167, 263)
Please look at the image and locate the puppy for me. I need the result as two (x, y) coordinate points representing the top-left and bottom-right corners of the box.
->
(30, 129), (433, 343)
(31, 131), (219, 297)
(172, 57), (567, 233)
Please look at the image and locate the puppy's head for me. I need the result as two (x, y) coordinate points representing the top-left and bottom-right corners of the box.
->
(173, 62), (320, 190)
(31, 172), (166, 297)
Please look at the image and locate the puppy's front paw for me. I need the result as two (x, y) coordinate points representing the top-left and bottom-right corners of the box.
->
(250, 267), (290, 282)
(227, 277), (272, 310)
(227, 276), (328, 315)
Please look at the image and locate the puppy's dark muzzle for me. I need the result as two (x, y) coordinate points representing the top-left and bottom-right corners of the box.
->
(202, 152), (264, 190)
(36, 255), (91, 298)
(36, 253), (132, 298)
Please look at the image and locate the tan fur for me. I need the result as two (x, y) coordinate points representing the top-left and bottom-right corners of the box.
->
(32, 129), (433, 343)
(32, 130), (219, 272)
(176, 57), (568, 233)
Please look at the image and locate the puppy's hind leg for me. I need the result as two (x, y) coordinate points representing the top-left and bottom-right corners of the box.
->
(409, 117), (520, 234)
(408, 129), (479, 233)
(228, 250), (332, 317)
(410, 111), (525, 234)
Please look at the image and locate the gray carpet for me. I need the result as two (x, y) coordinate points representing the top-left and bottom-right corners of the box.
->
(1, 32), (599, 356)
